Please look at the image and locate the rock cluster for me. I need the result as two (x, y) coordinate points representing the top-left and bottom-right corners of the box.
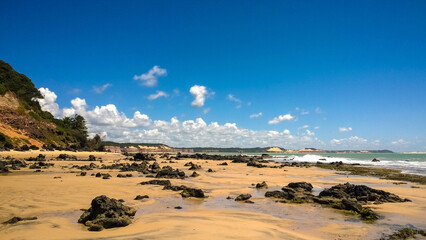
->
(78, 195), (136, 231)
(155, 166), (185, 179)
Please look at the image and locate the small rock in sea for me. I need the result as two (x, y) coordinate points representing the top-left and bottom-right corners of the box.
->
(371, 158), (380, 162)
(134, 195), (149, 200)
(174, 206), (183, 209)
(3, 216), (37, 224)
(235, 194), (252, 201)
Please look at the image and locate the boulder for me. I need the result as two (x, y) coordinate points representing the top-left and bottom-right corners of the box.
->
(78, 195), (136, 231)
(180, 188), (205, 198)
(134, 195), (149, 200)
(286, 182), (313, 192)
(235, 194), (252, 201)
(3, 216), (37, 224)
(155, 166), (186, 179)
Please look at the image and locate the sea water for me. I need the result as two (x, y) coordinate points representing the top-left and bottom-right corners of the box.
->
(203, 152), (426, 176)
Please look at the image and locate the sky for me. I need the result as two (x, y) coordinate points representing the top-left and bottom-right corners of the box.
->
(1, 0), (425, 151)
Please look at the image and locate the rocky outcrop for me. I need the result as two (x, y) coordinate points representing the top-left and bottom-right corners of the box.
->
(155, 166), (185, 179)
(78, 195), (136, 231)
(265, 182), (314, 203)
(140, 179), (171, 187)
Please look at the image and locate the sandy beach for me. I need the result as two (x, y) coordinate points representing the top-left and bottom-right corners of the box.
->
(1, 151), (425, 240)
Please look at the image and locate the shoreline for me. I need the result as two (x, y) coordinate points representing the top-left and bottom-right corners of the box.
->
(1, 151), (425, 239)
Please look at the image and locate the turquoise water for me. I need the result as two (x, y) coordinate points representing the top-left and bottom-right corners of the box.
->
(200, 152), (426, 176)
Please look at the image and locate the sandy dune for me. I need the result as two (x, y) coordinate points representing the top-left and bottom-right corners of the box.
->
(0, 151), (425, 239)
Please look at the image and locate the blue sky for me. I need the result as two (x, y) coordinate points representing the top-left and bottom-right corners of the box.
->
(1, 0), (425, 151)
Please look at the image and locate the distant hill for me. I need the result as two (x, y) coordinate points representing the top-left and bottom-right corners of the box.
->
(0, 60), (88, 149)
(102, 141), (171, 148)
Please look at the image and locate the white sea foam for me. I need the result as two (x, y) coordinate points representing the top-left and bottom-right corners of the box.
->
(271, 154), (426, 176)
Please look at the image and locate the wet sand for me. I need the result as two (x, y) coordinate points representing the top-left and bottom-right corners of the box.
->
(0, 151), (425, 239)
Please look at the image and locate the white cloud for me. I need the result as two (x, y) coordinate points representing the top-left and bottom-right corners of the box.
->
(36, 88), (61, 117)
(148, 90), (169, 100)
(330, 136), (380, 149)
(339, 127), (353, 132)
(93, 83), (112, 94)
(314, 126), (320, 130)
(133, 65), (167, 87)
(315, 107), (324, 114)
(268, 114), (294, 125)
(227, 94), (242, 108)
(203, 108), (211, 114)
(305, 129), (315, 136)
(391, 139), (409, 145)
(249, 112), (263, 118)
(298, 125), (309, 130)
(190, 85), (209, 108)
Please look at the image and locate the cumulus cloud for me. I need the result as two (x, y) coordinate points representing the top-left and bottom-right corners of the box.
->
(305, 129), (315, 136)
(227, 94), (242, 108)
(93, 83), (112, 94)
(36, 88), (61, 117)
(249, 112), (263, 118)
(339, 127), (353, 132)
(133, 65), (167, 87)
(268, 114), (294, 125)
(298, 125), (309, 130)
(148, 90), (168, 100)
(190, 85), (210, 108)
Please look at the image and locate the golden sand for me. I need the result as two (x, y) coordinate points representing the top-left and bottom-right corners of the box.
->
(0, 151), (425, 239)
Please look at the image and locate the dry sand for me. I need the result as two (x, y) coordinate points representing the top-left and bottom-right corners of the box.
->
(0, 151), (425, 239)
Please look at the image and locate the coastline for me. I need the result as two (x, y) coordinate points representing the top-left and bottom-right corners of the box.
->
(1, 151), (425, 239)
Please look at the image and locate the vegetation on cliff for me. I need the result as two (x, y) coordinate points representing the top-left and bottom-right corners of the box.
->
(0, 60), (90, 149)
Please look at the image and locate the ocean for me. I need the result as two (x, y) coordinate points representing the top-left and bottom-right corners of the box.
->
(202, 152), (426, 176)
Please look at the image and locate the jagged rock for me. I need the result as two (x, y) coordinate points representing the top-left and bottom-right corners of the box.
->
(3, 216), (37, 224)
(255, 181), (268, 189)
(149, 162), (161, 173)
(134, 153), (155, 161)
(102, 173), (112, 179)
(235, 194), (252, 201)
(372, 158), (380, 162)
(247, 160), (267, 168)
(88, 155), (96, 161)
(140, 179), (171, 187)
(207, 168), (213, 172)
(117, 173), (133, 178)
(79, 171), (87, 176)
(180, 188), (205, 198)
(190, 171), (200, 177)
(155, 166), (185, 179)
(218, 162), (228, 166)
(265, 190), (294, 200)
(318, 182), (410, 203)
(78, 195), (136, 231)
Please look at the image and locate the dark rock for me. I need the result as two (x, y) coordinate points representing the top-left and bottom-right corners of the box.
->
(235, 194), (252, 201)
(218, 162), (228, 166)
(102, 173), (112, 179)
(88, 155), (96, 161)
(226, 196), (233, 200)
(180, 188), (205, 198)
(140, 180), (171, 186)
(245, 200), (255, 204)
(190, 171), (200, 177)
(265, 190), (294, 200)
(286, 182), (313, 192)
(134, 195), (149, 200)
(255, 181), (268, 189)
(149, 162), (161, 173)
(88, 224), (104, 231)
(174, 206), (182, 209)
(339, 199), (363, 213)
(155, 166), (185, 179)
(3, 216), (37, 224)
(318, 182), (410, 203)
(207, 168), (213, 172)
(134, 153), (155, 161)
(371, 158), (380, 162)
(78, 195), (136, 231)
